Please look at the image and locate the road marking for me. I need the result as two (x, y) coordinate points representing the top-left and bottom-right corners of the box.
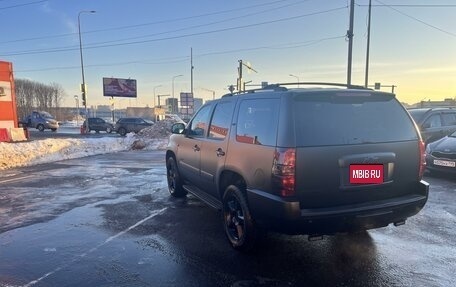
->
(23, 207), (168, 287)
(0, 175), (35, 184)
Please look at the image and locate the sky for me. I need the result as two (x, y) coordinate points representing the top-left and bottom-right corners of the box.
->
(1, 0), (455, 108)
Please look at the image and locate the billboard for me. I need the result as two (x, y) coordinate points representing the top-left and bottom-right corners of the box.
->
(103, 77), (137, 98)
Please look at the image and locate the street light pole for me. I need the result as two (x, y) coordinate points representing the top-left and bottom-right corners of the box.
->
(347, 0), (355, 86)
(364, 0), (372, 88)
(153, 85), (162, 108)
(289, 74), (300, 88)
(172, 74), (183, 114)
(78, 10), (96, 116)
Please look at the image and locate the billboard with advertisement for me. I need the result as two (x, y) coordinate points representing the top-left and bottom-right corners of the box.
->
(103, 77), (137, 98)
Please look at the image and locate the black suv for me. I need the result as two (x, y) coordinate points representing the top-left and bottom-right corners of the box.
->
(83, 117), (114, 133)
(114, 117), (153, 136)
(166, 83), (429, 251)
(408, 107), (456, 144)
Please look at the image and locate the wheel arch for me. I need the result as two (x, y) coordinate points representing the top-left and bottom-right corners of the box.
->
(219, 170), (247, 198)
(166, 150), (176, 161)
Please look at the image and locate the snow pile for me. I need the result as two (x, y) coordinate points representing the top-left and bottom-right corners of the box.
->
(137, 118), (182, 139)
(0, 119), (179, 170)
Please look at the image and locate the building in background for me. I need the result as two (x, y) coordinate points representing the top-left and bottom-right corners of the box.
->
(416, 98), (456, 108)
(93, 105), (112, 120)
(165, 98), (178, 114)
(193, 98), (203, 111)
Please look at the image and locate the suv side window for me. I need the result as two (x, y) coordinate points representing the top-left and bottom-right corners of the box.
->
(208, 102), (235, 140)
(189, 104), (212, 137)
(442, 113), (456, 126)
(236, 99), (280, 146)
(423, 114), (442, 128)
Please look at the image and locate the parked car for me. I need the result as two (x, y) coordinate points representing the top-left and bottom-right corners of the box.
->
(22, 111), (59, 132)
(83, 117), (114, 133)
(408, 107), (456, 144)
(114, 117), (153, 136)
(425, 130), (456, 174)
(166, 83), (429, 251)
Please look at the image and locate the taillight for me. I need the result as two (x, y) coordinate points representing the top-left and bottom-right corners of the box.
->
(419, 140), (426, 179)
(272, 148), (296, 197)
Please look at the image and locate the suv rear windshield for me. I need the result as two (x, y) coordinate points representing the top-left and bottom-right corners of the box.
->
(293, 92), (418, 147)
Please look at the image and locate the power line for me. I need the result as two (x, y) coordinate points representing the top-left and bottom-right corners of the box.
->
(0, 0), (308, 45)
(0, 6), (347, 57)
(13, 35), (345, 73)
(357, 4), (456, 7)
(72, 0), (311, 48)
(85, 0), (310, 34)
(373, 0), (456, 37)
(0, 0), (47, 10)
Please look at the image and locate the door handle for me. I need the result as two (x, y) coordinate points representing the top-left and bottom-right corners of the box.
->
(216, 148), (225, 157)
(193, 145), (200, 152)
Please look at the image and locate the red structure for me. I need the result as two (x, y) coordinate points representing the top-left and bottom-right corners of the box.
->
(0, 61), (26, 142)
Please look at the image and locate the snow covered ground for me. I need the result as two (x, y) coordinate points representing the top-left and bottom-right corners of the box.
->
(0, 133), (168, 170)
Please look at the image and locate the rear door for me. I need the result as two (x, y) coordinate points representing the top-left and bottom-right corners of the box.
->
(134, 118), (149, 132)
(199, 99), (235, 196)
(289, 91), (421, 208)
(126, 118), (137, 132)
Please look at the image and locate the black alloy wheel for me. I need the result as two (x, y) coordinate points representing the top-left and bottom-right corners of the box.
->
(222, 185), (258, 251)
(118, 127), (127, 136)
(166, 156), (186, 197)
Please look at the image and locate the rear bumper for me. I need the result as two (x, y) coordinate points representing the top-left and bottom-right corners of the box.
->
(426, 156), (456, 174)
(44, 124), (59, 129)
(247, 180), (429, 235)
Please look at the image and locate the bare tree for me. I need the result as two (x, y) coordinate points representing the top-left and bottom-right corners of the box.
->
(15, 79), (67, 120)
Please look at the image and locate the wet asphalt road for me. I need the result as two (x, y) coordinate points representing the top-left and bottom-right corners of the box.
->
(0, 150), (455, 287)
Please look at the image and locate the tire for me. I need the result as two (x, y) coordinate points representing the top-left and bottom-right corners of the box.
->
(118, 127), (127, 136)
(106, 127), (112, 133)
(37, 124), (45, 132)
(222, 185), (259, 252)
(166, 156), (187, 197)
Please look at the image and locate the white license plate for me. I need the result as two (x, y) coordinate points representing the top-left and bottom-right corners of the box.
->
(433, 159), (456, 168)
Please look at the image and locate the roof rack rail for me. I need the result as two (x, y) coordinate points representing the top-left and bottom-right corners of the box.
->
(222, 86), (286, 97)
(274, 82), (370, 90)
(222, 82), (370, 97)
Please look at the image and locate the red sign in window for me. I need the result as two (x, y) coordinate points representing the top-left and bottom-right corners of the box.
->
(349, 164), (384, 184)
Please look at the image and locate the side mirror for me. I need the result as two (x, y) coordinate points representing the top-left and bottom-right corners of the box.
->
(171, 123), (185, 134)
